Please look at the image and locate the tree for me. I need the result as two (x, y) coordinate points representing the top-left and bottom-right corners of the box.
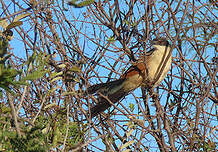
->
(0, 0), (217, 151)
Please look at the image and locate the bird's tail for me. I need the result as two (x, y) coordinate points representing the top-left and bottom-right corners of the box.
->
(86, 79), (129, 117)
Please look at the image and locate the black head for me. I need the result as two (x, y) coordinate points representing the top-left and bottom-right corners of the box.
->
(152, 37), (170, 46)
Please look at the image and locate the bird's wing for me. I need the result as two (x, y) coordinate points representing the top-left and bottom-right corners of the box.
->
(87, 79), (125, 94)
(120, 48), (156, 79)
(120, 62), (146, 79)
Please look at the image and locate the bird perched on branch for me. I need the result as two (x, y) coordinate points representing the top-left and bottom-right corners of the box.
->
(86, 37), (172, 118)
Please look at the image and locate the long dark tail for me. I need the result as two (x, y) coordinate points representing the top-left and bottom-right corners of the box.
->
(87, 79), (128, 118)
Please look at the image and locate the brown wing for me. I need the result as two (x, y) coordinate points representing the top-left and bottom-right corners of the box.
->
(120, 62), (147, 79)
(120, 49), (155, 79)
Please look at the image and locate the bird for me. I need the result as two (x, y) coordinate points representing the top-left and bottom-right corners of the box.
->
(86, 37), (172, 118)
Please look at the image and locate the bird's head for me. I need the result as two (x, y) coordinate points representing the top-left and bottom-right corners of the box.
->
(152, 37), (170, 46)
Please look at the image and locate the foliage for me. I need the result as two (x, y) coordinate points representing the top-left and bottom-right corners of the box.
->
(68, 0), (95, 8)
(0, 33), (21, 94)
(0, 11), (84, 151)
(0, 19), (48, 95)
(0, 103), (85, 151)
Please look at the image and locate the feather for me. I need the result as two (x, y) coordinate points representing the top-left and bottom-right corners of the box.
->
(87, 37), (172, 118)
(88, 79), (128, 117)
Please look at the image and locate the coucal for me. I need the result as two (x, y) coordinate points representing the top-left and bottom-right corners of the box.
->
(87, 37), (172, 117)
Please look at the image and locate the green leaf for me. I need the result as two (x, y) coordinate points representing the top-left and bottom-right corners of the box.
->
(50, 71), (63, 79)
(122, 149), (131, 152)
(44, 103), (57, 109)
(52, 126), (61, 147)
(0, 18), (9, 29)
(76, 0), (94, 7)
(73, 77), (80, 83)
(14, 13), (31, 22)
(0, 37), (9, 57)
(1, 104), (11, 113)
(107, 36), (116, 43)
(42, 125), (51, 134)
(57, 64), (66, 68)
(129, 103), (135, 112)
(124, 121), (133, 128)
(21, 70), (46, 81)
(68, 0), (94, 8)
(48, 86), (59, 95)
(70, 65), (81, 72)
(6, 21), (23, 30)
(0, 90), (3, 98)
(50, 76), (62, 83)
(126, 129), (134, 138)
(120, 140), (135, 150)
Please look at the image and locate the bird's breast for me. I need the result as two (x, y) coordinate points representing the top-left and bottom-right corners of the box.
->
(146, 45), (172, 86)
